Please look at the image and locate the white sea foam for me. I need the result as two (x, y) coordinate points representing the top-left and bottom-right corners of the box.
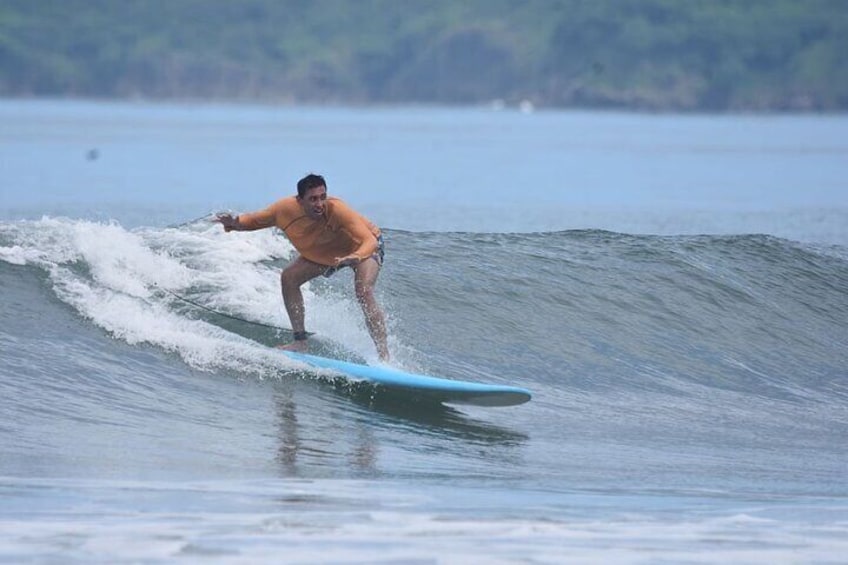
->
(0, 217), (387, 374)
(0, 244), (29, 265)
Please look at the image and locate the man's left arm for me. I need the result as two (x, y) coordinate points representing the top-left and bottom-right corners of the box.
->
(333, 202), (379, 266)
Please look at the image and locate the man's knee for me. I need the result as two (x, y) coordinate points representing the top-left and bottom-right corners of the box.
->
(280, 267), (302, 290)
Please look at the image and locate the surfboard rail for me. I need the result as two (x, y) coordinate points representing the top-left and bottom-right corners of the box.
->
(281, 351), (531, 407)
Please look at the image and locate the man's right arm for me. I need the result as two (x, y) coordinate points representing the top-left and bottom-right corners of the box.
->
(216, 206), (277, 232)
(215, 213), (242, 232)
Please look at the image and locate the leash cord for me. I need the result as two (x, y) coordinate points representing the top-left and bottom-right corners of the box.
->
(157, 286), (300, 333)
(159, 213), (311, 336)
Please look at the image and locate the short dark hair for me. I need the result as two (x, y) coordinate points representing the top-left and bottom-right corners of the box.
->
(296, 173), (326, 198)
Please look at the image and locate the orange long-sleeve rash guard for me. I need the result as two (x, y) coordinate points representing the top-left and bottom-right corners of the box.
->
(237, 196), (381, 266)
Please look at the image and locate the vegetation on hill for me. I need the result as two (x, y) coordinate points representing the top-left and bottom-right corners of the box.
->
(1, 0), (846, 111)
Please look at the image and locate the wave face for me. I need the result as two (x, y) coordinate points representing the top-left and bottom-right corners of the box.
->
(2, 216), (847, 561)
(385, 229), (848, 396)
(1, 218), (847, 489)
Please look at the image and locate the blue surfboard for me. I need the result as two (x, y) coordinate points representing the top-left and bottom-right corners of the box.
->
(281, 351), (531, 407)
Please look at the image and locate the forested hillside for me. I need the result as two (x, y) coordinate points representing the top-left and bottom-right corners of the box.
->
(1, 0), (846, 111)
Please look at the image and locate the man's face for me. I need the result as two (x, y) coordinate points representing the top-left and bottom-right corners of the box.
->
(299, 185), (328, 219)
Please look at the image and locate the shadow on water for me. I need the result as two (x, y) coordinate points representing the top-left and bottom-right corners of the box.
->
(203, 316), (528, 441)
(271, 371), (528, 478)
(345, 380), (528, 442)
(290, 369), (528, 443)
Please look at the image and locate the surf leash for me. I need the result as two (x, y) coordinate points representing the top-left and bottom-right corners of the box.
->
(159, 213), (312, 334)
(155, 285), (312, 335)
(166, 211), (218, 229)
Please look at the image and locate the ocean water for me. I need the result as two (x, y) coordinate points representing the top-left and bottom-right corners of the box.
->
(1, 100), (847, 563)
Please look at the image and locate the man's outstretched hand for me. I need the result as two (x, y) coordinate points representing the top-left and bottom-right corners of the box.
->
(215, 213), (239, 232)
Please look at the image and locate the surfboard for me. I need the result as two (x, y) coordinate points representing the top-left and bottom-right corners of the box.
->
(281, 351), (531, 407)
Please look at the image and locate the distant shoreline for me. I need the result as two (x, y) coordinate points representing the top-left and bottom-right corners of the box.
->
(4, 1), (847, 113)
(3, 95), (846, 116)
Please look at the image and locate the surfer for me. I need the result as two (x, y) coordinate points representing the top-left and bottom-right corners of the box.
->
(215, 173), (390, 361)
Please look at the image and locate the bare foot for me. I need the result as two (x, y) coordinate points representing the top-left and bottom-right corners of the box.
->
(276, 340), (308, 353)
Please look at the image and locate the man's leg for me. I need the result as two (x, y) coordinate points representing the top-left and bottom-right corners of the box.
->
(279, 256), (325, 351)
(352, 257), (389, 361)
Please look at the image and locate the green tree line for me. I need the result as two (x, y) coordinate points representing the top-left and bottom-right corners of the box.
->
(1, 0), (846, 111)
